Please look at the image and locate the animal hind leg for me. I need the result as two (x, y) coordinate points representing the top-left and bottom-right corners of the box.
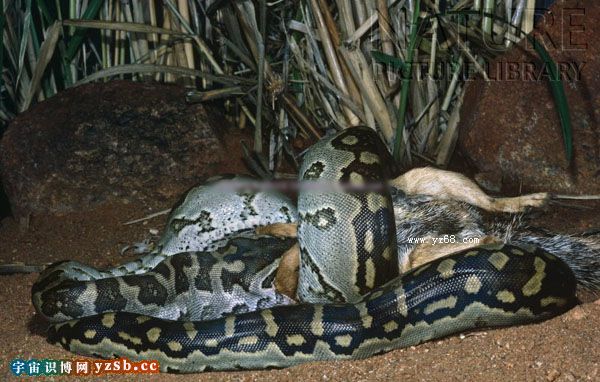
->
(390, 167), (549, 213)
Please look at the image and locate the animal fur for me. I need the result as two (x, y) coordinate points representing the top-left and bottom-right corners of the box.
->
(391, 188), (600, 290)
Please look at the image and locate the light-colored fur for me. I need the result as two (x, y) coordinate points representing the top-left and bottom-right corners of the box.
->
(390, 167), (549, 213)
(274, 244), (300, 299)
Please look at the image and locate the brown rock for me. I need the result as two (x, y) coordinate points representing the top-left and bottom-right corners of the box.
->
(458, 0), (600, 194)
(0, 81), (249, 219)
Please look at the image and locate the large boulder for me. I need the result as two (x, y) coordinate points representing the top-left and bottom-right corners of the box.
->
(0, 81), (249, 219)
(458, 0), (599, 194)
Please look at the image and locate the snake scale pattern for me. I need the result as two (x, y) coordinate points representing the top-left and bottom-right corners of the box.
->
(32, 127), (578, 372)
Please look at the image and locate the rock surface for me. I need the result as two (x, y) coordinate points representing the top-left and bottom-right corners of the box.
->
(0, 81), (249, 218)
(459, 0), (599, 194)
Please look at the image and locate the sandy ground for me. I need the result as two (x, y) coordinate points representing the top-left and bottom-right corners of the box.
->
(0, 200), (598, 381)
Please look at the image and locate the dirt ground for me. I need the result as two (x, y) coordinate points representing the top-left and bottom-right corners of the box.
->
(0, 198), (598, 381)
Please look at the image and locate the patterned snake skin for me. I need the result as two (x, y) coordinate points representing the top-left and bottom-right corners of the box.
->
(32, 176), (298, 322)
(32, 127), (578, 372)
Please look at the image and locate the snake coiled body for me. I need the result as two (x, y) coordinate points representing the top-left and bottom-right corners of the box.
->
(33, 127), (578, 372)
(298, 127), (398, 303)
(32, 234), (297, 322)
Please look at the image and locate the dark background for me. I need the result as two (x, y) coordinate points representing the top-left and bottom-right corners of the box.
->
(0, 125), (8, 216)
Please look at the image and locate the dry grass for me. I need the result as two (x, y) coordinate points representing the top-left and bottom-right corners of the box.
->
(2, 1), (570, 170)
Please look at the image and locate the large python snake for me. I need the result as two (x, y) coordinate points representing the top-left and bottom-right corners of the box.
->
(32, 127), (578, 372)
